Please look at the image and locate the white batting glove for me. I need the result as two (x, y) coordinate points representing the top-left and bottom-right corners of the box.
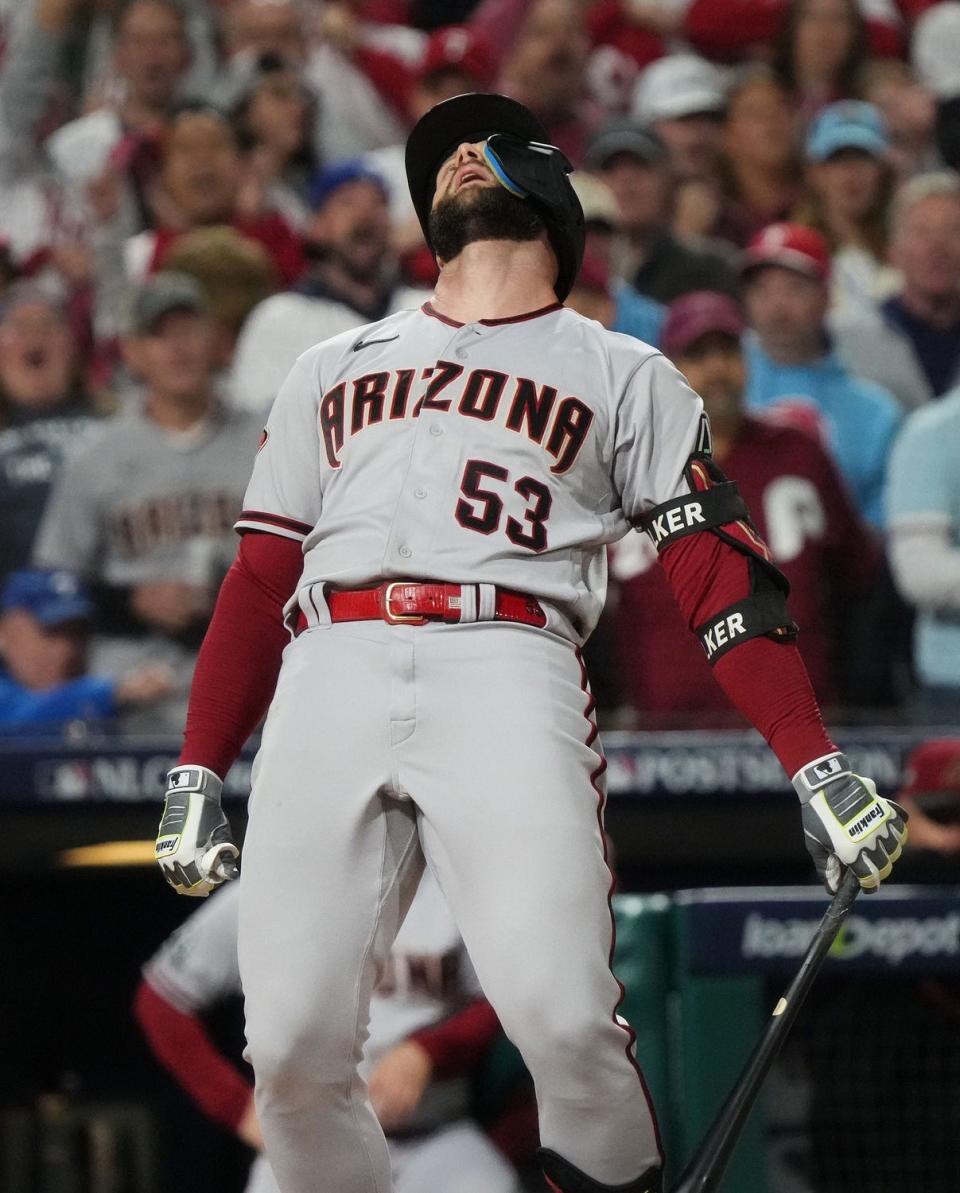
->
(155, 765), (239, 897)
(794, 752), (908, 894)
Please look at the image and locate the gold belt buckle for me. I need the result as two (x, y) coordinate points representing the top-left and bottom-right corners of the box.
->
(383, 582), (428, 625)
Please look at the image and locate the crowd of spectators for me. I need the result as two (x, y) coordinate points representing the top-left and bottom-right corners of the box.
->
(0, 0), (959, 735)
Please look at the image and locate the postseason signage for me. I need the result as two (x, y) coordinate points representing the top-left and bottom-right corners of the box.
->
(0, 727), (931, 805)
(0, 739), (257, 804)
(676, 886), (960, 976)
(603, 729), (921, 799)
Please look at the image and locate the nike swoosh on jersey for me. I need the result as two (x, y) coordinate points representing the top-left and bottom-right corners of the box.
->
(352, 333), (401, 351)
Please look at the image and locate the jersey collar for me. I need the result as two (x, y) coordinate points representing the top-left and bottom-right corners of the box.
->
(421, 301), (563, 328)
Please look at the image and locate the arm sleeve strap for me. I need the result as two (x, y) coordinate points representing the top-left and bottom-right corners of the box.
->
(658, 500), (835, 775)
(637, 482), (749, 550)
(655, 453), (798, 665)
(695, 583), (797, 663)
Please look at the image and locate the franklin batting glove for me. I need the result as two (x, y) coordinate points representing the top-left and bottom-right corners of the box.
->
(793, 752), (908, 894)
(156, 765), (239, 896)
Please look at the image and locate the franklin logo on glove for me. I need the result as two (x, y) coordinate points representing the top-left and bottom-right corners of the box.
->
(848, 804), (884, 839)
(794, 751), (908, 893)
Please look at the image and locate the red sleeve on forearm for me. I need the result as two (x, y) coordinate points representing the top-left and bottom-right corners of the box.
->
(409, 999), (501, 1079)
(659, 532), (834, 777)
(179, 532), (303, 778)
(133, 980), (252, 1131)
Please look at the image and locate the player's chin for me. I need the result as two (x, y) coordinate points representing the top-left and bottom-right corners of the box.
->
(435, 181), (494, 213)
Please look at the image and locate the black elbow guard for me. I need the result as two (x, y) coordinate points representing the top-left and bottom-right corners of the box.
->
(638, 454), (798, 664)
(694, 568), (798, 663)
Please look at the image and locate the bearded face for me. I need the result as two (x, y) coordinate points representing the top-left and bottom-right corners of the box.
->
(428, 183), (545, 265)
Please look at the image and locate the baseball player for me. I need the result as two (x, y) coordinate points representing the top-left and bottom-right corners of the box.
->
(135, 868), (519, 1193)
(155, 93), (907, 1193)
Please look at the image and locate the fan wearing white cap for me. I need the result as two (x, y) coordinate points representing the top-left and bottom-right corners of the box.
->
(631, 53), (728, 183)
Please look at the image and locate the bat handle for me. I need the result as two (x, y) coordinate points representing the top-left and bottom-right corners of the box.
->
(827, 867), (861, 916)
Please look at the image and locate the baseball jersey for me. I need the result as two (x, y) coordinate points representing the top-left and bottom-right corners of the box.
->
(34, 402), (261, 587)
(32, 402), (261, 729)
(144, 869), (484, 1132)
(237, 302), (706, 644)
(611, 414), (878, 713)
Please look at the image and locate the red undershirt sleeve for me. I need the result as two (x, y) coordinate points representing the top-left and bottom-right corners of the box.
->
(659, 532), (835, 778)
(409, 999), (502, 1079)
(179, 531), (304, 778)
(133, 980), (252, 1132)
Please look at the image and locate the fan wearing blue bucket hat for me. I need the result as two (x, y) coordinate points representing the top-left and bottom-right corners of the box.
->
(798, 100), (898, 319)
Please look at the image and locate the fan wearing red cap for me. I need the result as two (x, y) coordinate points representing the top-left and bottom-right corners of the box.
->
(742, 222), (833, 283)
(742, 222), (902, 527)
(896, 740), (960, 856)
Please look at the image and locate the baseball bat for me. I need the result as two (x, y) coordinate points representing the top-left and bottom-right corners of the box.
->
(670, 869), (861, 1193)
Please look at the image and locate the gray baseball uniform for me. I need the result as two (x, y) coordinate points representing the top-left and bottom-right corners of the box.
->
(144, 871), (518, 1193)
(32, 402), (261, 730)
(234, 300), (704, 1191)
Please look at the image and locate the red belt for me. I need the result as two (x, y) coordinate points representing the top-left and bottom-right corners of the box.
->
(294, 582), (547, 632)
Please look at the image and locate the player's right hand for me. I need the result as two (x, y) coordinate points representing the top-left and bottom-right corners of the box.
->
(793, 753), (907, 894)
(155, 765), (239, 897)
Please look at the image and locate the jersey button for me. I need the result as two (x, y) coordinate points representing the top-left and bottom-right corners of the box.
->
(414, 487), (427, 499)
(429, 424), (443, 436)
(398, 545), (413, 559)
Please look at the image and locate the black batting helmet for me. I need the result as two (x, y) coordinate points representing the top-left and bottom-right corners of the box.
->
(405, 93), (585, 301)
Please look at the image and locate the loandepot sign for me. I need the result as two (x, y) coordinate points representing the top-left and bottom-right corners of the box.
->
(742, 911), (960, 967)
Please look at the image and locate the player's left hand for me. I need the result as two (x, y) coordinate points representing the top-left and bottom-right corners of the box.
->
(368, 1040), (433, 1131)
(155, 765), (239, 896)
(794, 753), (908, 893)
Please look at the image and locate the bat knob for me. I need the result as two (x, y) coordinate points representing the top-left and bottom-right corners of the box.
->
(215, 856), (240, 882)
